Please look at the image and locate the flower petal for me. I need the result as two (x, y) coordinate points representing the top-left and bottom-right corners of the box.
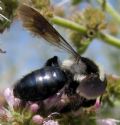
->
(4, 88), (15, 109)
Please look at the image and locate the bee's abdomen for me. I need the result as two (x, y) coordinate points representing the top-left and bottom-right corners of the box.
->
(13, 67), (67, 101)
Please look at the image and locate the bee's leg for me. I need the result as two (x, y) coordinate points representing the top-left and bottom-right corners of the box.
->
(65, 80), (79, 96)
(45, 56), (60, 67)
(43, 112), (61, 124)
(59, 93), (84, 113)
(47, 112), (61, 119)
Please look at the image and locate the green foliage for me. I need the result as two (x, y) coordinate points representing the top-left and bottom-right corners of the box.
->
(68, 7), (106, 54)
(0, 0), (18, 33)
(71, 0), (82, 5)
(83, 7), (106, 31)
(0, 0), (18, 18)
(30, 0), (53, 19)
(70, 31), (91, 53)
(102, 75), (120, 106)
(59, 111), (96, 125)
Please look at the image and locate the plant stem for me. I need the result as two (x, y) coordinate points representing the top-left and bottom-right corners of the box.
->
(99, 32), (120, 48)
(51, 16), (87, 33)
(52, 16), (120, 48)
(97, 0), (120, 24)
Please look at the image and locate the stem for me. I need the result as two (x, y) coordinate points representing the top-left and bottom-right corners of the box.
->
(51, 16), (87, 33)
(99, 32), (120, 48)
(52, 16), (120, 48)
(0, 14), (10, 21)
(97, 0), (120, 24)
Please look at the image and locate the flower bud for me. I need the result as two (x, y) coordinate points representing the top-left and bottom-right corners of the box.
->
(30, 103), (39, 113)
(32, 115), (44, 125)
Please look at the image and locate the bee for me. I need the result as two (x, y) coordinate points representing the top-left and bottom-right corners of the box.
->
(13, 4), (107, 113)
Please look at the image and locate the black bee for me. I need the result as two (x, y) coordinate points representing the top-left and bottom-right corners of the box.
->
(13, 4), (107, 113)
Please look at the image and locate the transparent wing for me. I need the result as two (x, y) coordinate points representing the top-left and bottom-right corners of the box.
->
(18, 4), (79, 58)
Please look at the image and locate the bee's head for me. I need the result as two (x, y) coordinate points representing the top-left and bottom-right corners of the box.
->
(80, 57), (99, 75)
(62, 57), (107, 100)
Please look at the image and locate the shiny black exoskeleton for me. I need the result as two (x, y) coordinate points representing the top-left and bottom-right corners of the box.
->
(14, 56), (67, 101)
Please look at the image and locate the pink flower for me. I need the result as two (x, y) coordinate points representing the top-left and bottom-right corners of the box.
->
(0, 88), (22, 123)
(4, 88), (15, 110)
(3, 88), (21, 110)
(0, 106), (12, 122)
(32, 115), (44, 125)
(0, 88), (42, 124)
(95, 97), (101, 109)
(0, 107), (7, 121)
(30, 103), (39, 113)
(14, 98), (21, 108)
(97, 118), (120, 125)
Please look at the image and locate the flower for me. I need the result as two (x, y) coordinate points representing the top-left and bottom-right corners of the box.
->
(3, 88), (22, 111)
(97, 118), (120, 125)
(30, 103), (39, 113)
(32, 115), (44, 125)
(0, 106), (12, 122)
(43, 120), (59, 125)
(0, 88), (21, 123)
(95, 97), (101, 109)
(0, 88), (44, 125)
(4, 88), (17, 110)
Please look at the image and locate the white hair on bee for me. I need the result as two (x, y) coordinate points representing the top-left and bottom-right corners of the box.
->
(74, 74), (86, 82)
(62, 59), (87, 74)
(62, 59), (106, 82)
(62, 59), (74, 68)
(97, 63), (106, 82)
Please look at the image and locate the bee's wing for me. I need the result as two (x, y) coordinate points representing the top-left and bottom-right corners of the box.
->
(18, 4), (79, 58)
